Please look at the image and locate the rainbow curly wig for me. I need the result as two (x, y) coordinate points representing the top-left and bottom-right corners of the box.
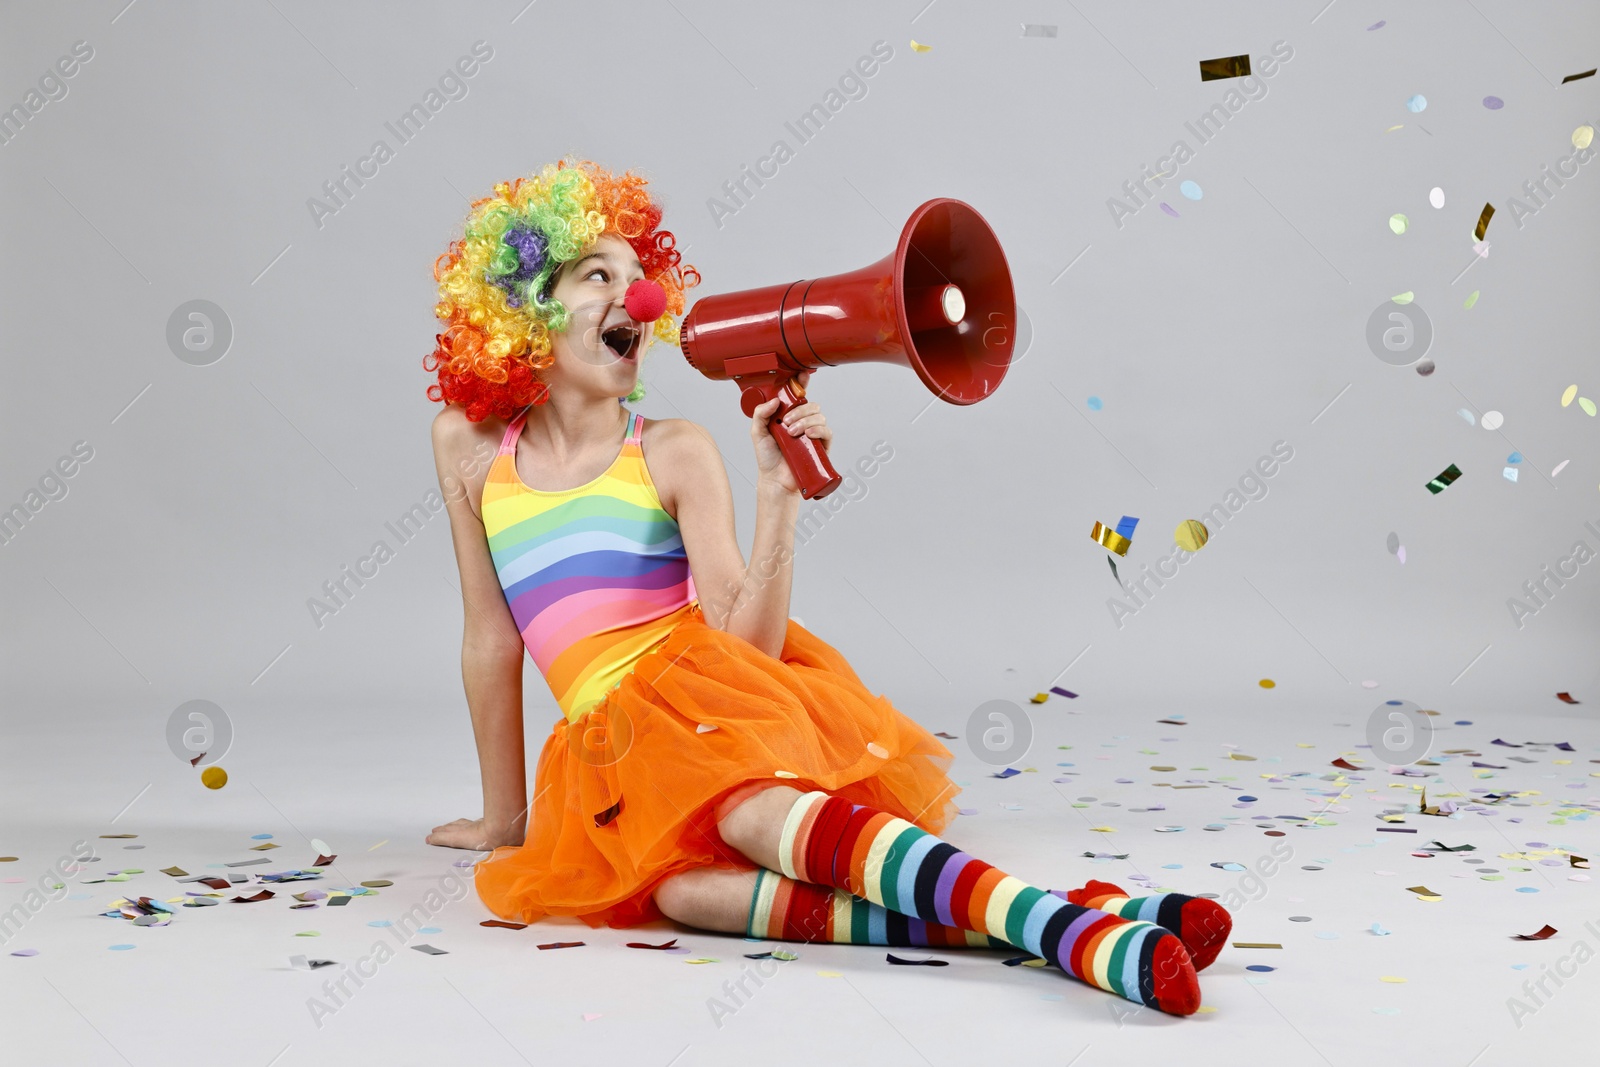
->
(424, 158), (700, 422)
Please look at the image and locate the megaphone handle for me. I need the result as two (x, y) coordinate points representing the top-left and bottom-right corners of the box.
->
(741, 378), (843, 500)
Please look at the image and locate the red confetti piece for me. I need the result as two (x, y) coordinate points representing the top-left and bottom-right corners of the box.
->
(229, 890), (274, 903)
(1557, 692), (1580, 704)
(537, 941), (586, 950)
(594, 798), (623, 828)
(480, 920), (528, 930)
(625, 938), (680, 950)
(1512, 925), (1558, 941)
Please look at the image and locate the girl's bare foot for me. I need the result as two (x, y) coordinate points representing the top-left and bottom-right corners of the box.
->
(426, 817), (522, 851)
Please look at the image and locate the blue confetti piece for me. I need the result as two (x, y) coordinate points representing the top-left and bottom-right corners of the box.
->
(1246, 964), (1275, 972)
(1049, 686), (1077, 698)
(1179, 180), (1203, 200)
(419, 927), (442, 934)
(1515, 887), (1540, 893)
(1371, 923), (1391, 936)
(1115, 516), (1139, 541)
(1406, 94), (1427, 112)
(993, 768), (1021, 779)
(109, 944), (136, 951)
(1507, 452), (1522, 463)
(368, 920), (392, 927)
(1210, 862), (1246, 871)
(1161, 864), (1183, 869)
(1238, 795), (1258, 802)
(250, 833), (274, 840)
(1087, 396), (1103, 411)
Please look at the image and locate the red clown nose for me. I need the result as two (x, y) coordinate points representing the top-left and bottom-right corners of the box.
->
(624, 279), (668, 322)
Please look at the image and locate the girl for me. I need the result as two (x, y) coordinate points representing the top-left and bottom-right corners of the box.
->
(421, 159), (1226, 1016)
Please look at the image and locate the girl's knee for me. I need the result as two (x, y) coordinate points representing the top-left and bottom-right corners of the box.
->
(715, 784), (805, 854)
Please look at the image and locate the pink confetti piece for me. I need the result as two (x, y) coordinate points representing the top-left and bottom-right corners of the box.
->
(11, 948), (39, 957)
(1160, 202), (1180, 218)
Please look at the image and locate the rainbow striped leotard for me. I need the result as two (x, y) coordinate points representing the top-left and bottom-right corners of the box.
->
(482, 405), (698, 722)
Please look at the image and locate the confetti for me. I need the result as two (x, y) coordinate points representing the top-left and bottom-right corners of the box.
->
(1021, 24), (1058, 37)
(1425, 464), (1462, 494)
(1575, 126), (1595, 149)
(1160, 202), (1180, 218)
(1180, 180), (1203, 200)
(1233, 942), (1282, 949)
(248, 842), (280, 852)
(310, 839), (332, 856)
(411, 944), (448, 955)
(934, 731), (958, 739)
(1379, 975), (1408, 983)
(1557, 692), (1580, 704)
(887, 953), (949, 966)
(866, 742), (889, 759)
(200, 766), (228, 789)
(1050, 687), (1077, 698)
(588, 795), (624, 829)
(1582, 398), (1598, 417)
(1175, 519), (1209, 552)
(1429, 187), (1445, 209)
(626, 939), (680, 949)
(1389, 214), (1409, 235)
(1481, 410), (1504, 431)
(160, 867), (188, 878)
(1371, 924), (1391, 936)
(230, 890), (274, 903)
(537, 941), (586, 950)
(1087, 396), (1103, 410)
(481, 920), (528, 929)
(1565, 69), (1598, 84)
(582, 1013), (603, 1022)
(1464, 290), (1480, 310)
(1474, 203), (1495, 241)
(1091, 520), (1132, 557)
(1258, 679), (1275, 690)
(685, 957), (719, 964)
(1483, 96), (1504, 109)
(1513, 925), (1558, 941)
(774, 770), (798, 779)
(909, 40), (931, 53)
(993, 768), (1021, 779)
(1029, 693), (1048, 704)
(697, 723), (718, 733)
(1406, 94), (1427, 112)
(1199, 54), (1251, 81)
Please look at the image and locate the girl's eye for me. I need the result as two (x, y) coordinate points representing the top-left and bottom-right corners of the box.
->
(586, 268), (609, 282)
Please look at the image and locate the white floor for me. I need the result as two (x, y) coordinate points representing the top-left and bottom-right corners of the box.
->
(3, 691), (1594, 1067)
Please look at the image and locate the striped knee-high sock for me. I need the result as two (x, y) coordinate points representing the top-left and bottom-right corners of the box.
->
(746, 868), (1010, 948)
(777, 791), (1201, 1015)
(1054, 880), (1233, 970)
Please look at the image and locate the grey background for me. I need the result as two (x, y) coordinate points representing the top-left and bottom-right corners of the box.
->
(4, 0), (1598, 790)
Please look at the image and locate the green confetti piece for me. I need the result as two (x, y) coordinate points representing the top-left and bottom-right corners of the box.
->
(1579, 398), (1596, 417)
(1464, 290), (1480, 309)
(1389, 214), (1409, 234)
(1391, 291), (1414, 304)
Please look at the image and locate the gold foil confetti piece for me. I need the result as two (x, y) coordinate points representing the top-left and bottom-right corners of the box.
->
(1029, 693), (1048, 704)
(910, 40), (931, 53)
(160, 867), (187, 877)
(1425, 464), (1462, 495)
(1385, 124), (1404, 133)
(1379, 976), (1408, 983)
(1474, 203), (1495, 241)
(1198, 53), (1251, 81)
(1562, 69), (1597, 84)
(200, 766), (228, 789)
(1258, 679), (1275, 689)
(1562, 385), (1578, 407)
(1175, 519), (1209, 551)
(1091, 521), (1131, 556)
(248, 842), (280, 851)
(1232, 942), (1282, 949)
(1575, 126), (1594, 149)
(1405, 885), (1440, 897)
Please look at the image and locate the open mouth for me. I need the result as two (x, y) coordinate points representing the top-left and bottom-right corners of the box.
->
(601, 324), (640, 361)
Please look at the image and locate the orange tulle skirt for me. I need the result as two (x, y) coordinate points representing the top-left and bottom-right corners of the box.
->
(472, 605), (962, 929)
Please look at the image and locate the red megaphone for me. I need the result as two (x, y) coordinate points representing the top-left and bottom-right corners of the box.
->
(680, 197), (1017, 499)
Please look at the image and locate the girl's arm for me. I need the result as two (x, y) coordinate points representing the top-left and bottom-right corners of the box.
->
(427, 408), (530, 849)
(656, 378), (832, 659)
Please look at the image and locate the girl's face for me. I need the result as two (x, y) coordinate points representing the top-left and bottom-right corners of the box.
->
(543, 233), (654, 400)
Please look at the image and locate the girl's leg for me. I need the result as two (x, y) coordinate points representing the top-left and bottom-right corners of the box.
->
(717, 786), (1201, 1015)
(652, 865), (1008, 948)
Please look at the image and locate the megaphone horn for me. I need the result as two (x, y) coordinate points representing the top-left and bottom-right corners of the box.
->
(681, 197), (1017, 499)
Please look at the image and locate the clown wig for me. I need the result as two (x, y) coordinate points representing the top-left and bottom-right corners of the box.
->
(424, 158), (700, 422)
